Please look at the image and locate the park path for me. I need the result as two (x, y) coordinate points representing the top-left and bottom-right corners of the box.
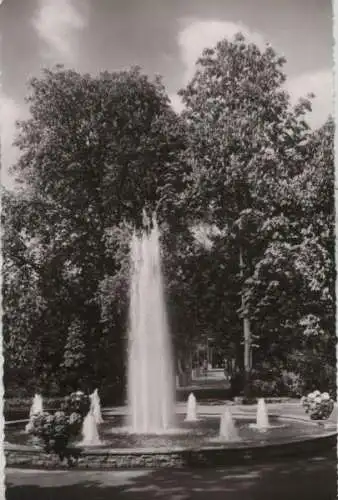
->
(6, 452), (336, 500)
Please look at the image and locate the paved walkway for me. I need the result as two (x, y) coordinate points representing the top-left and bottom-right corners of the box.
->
(6, 453), (337, 500)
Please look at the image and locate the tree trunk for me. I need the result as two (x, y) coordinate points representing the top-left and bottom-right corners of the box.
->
(177, 352), (192, 387)
(239, 245), (252, 398)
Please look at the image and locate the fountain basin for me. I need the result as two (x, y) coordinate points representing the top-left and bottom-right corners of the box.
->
(5, 411), (336, 469)
(248, 422), (287, 431)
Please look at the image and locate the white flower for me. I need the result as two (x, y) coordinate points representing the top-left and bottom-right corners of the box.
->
(315, 396), (322, 404)
(69, 412), (80, 425)
(313, 390), (321, 397)
(322, 392), (330, 400)
(25, 422), (33, 433)
(308, 393), (315, 400)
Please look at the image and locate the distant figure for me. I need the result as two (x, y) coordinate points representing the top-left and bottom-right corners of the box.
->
(203, 359), (208, 376)
(229, 367), (243, 400)
(223, 366), (231, 389)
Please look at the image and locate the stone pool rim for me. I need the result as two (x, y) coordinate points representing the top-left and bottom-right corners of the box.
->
(5, 413), (337, 470)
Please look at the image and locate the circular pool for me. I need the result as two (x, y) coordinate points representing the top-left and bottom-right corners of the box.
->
(5, 407), (337, 470)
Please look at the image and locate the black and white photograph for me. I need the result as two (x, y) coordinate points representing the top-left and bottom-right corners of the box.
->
(1, 0), (336, 498)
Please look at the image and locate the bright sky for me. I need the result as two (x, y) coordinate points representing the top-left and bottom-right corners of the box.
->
(0, 0), (333, 189)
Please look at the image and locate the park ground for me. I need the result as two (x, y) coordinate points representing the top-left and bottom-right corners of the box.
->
(5, 369), (337, 499)
(5, 453), (337, 500)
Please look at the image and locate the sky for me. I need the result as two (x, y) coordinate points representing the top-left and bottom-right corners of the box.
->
(0, 0), (333, 189)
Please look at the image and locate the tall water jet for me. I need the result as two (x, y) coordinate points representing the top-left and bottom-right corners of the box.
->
(91, 389), (103, 424)
(25, 394), (43, 433)
(128, 214), (175, 434)
(185, 393), (198, 422)
(219, 406), (239, 441)
(80, 409), (102, 446)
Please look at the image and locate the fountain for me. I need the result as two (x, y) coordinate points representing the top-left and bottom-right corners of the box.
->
(80, 409), (102, 446)
(25, 394), (43, 433)
(218, 406), (239, 441)
(91, 389), (103, 425)
(5, 217), (337, 468)
(249, 398), (270, 431)
(184, 393), (198, 422)
(127, 214), (175, 434)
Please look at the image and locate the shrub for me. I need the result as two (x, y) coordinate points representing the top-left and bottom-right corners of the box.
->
(287, 353), (336, 398)
(29, 410), (82, 458)
(27, 390), (90, 460)
(248, 367), (305, 398)
(61, 391), (90, 418)
(301, 390), (334, 420)
(280, 371), (303, 397)
(4, 397), (64, 413)
(250, 379), (279, 397)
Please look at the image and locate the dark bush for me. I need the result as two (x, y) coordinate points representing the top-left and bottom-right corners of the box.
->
(4, 397), (64, 413)
(27, 391), (90, 461)
(28, 410), (83, 459)
(61, 391), (90, 418)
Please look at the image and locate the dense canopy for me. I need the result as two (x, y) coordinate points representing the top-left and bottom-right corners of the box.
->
(3, 35), (334, 401)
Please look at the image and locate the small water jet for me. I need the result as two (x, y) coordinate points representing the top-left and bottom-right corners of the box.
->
(184, 393), (198, 422)
(127, 213), (175, 434)
(30, 393), (43, 417)
(217, 406), (239, 441)
(80, 409), (102, 446)
(25, 394), (43, 433)
(256, 398), (269, 428)
(91, 389), (103, 424)
(249, 398), (270, 431)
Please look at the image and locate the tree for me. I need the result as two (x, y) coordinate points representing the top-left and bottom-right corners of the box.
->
(4, 65), (189, 396)
(179, 33), (317, 395)
(245, 116), (335, 392)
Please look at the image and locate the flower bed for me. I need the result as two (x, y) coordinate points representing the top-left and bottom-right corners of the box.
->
(26, 391), (90, 460)
(301, 391), (334, 420)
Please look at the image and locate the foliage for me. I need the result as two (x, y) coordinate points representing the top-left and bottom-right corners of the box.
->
(28, 410), (82, 458)
(179, 33), (334, 386)
(248, 368), (302, 398)
(4, 397), (64, 412)
(287, 350), (336, 397)
(60, 320), (87, 390)
(3, 65), (188, 393)
(27, 391), (90, 459)
(279, 371), (303, 398)
(246, 117), (335, 377)
(61, 391), (90, 418)
(301, 391), (334, 420)
(3, 36), (334, 396)
(249, 379), (279, 398)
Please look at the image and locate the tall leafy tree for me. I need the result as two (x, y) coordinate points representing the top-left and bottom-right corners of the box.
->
(246, 116), (335, 392)
(179, 33), (316, 395)
(4, 65), (189, 395)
